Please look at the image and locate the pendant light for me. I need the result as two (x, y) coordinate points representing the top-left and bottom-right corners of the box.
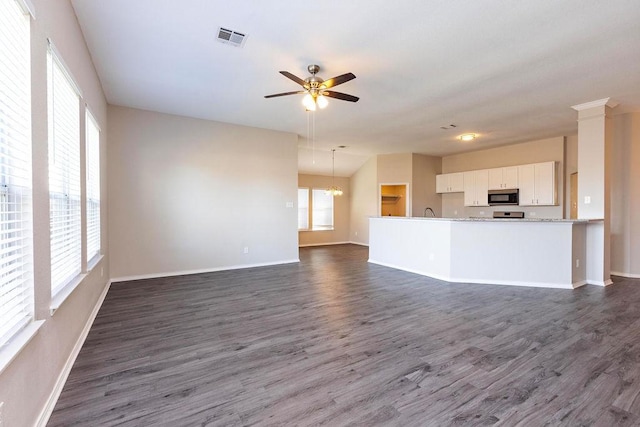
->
(326, 149), (343, 196)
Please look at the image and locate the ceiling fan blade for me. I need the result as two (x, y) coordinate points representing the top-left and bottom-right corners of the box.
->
(264, 91), (306, 99)
(323, 91), (359, 102)
(322, 73), (356, 89)
(279, 71), (306, 86)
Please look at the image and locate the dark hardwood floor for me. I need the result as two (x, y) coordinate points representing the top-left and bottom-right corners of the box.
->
(49, 244), (640, 426)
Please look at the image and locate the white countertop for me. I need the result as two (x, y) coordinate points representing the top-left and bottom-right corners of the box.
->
(372, 216), (602, 223)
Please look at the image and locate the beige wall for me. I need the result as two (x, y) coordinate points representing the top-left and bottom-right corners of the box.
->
(0, 1), (110, 426)
(108, 106), (299, 279)
(442, 137), (565, 219)
(298, 174), (351, 246)
(349, 156), (378, 245)
(565, 135), (578, 218)
(411, 154), (442, 217)
(377, 153), (413, 216)
(610, 112), (640, 277)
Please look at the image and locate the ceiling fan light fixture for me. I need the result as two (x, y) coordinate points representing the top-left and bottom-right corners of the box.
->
(317, 94), (329, 109)
(302, 93), (316, 111)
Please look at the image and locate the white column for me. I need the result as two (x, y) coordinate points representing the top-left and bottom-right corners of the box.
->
(571, 98), (616, 286)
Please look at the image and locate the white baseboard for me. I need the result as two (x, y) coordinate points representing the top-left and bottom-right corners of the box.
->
(111, 259), (300, 283)
(586, 278), (614, 287)
(299, 241), (369, 248)
(299, 241), (351, 247)
(368, 259), (576, 290)
(611, 271), (640, 279)
(36, 280), (112, 427)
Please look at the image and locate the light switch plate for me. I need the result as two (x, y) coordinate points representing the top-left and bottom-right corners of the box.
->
(584, 196), (591, 204)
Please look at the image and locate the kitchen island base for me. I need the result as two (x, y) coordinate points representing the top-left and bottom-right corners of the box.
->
(369, 217), (607, 289)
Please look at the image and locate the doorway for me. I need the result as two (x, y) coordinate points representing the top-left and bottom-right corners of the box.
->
(380, 184), (409, 217)
(570, 172), (578, 219)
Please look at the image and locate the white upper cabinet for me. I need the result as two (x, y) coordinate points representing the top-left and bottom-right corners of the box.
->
(463, 169), (489, 206)
(518, 161), (556, 206)
(436, 172), (464, 193)
(488, 166), (518, 190)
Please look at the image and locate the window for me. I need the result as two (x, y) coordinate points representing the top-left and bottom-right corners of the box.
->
(312, 189), (334, 230)
(0, 0), (33, 347)
(297, 188), (309, 230)
(297, 188), (334, 231)
(48, 45), (81, 295)
(85, 110), (100, 262)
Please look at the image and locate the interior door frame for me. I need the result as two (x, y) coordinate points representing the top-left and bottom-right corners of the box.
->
(379, 182), (411, 217)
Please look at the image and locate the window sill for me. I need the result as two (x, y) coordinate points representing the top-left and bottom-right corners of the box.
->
(87, 253), (104, 272)
(50, 273), (87, 315)
(50, 255), (105, 315)
(0, 320), (45, 375)
(299, 228), (335, 232)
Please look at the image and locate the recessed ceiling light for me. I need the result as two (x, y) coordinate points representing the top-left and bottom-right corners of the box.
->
(458, 133), (477, 141)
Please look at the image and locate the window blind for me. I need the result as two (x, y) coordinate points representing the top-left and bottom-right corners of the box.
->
(312, 189), (334, 230)
(48, 46), (81, 295)
(85, 110), (100, 262)
(0, 0), (34, 347)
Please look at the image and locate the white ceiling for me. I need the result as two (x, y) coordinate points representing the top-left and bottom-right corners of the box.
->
(70, 0), (640, 177)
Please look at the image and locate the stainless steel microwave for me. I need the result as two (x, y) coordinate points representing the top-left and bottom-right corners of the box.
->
(488, 189), (519, 205)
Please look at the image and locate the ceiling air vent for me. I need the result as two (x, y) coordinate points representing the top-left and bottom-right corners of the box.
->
(217, 27), (247, 48)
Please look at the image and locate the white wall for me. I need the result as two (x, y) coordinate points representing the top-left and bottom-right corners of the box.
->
(108, 106), (299, 279)
(349, 156), (377, 245)
(0, 1), (110, 426)
(441, 137), (565, 219)
(298, 174), (351, 246)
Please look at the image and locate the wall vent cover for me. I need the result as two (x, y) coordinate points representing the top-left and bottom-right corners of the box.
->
(217, 27), (247, 47)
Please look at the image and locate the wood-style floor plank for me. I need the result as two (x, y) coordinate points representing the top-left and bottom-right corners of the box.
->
(48, 244), (640, 426)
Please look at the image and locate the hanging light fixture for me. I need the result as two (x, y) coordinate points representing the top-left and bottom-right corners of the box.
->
(326, 148), (343, 196)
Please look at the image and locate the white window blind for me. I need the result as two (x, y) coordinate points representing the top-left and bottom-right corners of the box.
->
(85, 110), (100, 262)
(0, 0), (34, 347)
(48, 46), (81, 295)
(297, 188), (309, 230)
(312, 189), (334, 231)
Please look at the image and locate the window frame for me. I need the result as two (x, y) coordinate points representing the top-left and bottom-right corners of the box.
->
(47, 42), (82, 297)
(0, 0), (35, 351)
(85, 109), (100, 264)
(297, 187), (335, 232)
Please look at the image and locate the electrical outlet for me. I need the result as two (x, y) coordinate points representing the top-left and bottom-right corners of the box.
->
(0, 401), (4, 427)
(243, 247), (249, 254)
(576, 259), (580, 268)
(355, 231), (358, 236)
(286, 201), (294, 208)
(584, 196), (591, 204)
(100, 267), (104, 277)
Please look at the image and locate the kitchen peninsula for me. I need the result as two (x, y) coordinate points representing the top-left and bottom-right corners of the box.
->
(369, 216), (607, 289)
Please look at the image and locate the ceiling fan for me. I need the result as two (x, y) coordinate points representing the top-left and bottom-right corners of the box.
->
(264, 64), (359, 111)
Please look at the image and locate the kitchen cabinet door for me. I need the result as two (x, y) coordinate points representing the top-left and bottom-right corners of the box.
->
(503, 166), (518, 189)
(464, 170), (489, 206)
(488, 167), (519, 190)
(436, 172), (464, 193)
(534, 162), (556, 205)
(518, 162), (556, 206)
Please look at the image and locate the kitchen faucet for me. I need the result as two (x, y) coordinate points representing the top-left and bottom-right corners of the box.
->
(424, 207), (436, 217)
